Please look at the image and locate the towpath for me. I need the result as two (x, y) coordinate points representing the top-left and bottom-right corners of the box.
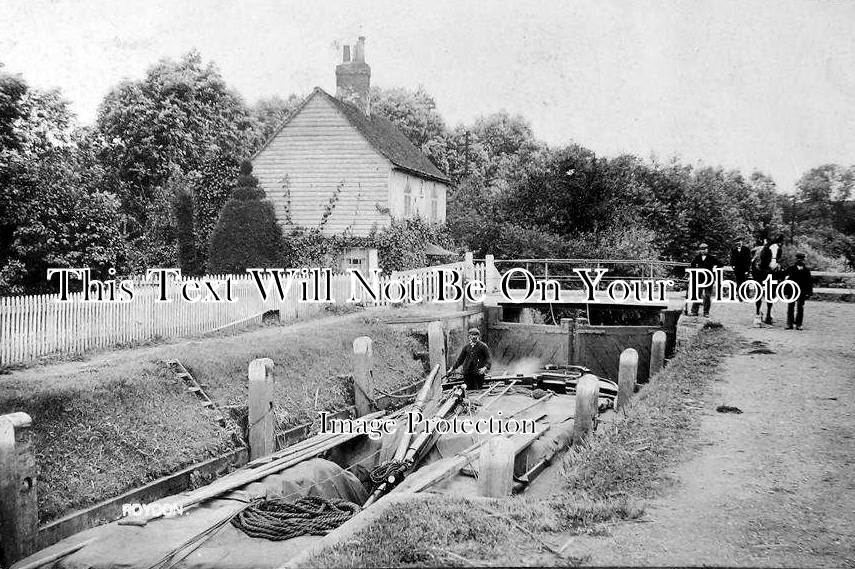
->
(564, 300), (855, 567)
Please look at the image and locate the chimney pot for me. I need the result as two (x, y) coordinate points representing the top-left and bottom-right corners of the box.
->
(355, 36), (365, 63)
(342, 45), (351, 62)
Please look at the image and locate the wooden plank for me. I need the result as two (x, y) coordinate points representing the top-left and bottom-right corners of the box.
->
(37, 448), (248, 550)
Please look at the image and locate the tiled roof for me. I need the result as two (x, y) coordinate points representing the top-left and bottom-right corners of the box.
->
(255, 88), (450, 185)
(316, 89), (451, 184)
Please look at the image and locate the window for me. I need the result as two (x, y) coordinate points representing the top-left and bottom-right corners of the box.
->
(431, 184), (438, 220)
(404, 181), (412, 218)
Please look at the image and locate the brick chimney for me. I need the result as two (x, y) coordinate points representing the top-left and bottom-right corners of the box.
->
(336, 36), (371, 115)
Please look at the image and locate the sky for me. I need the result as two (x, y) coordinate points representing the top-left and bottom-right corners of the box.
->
(2, 0), (853, 192)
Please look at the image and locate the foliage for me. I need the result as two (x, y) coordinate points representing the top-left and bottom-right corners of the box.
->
(0, 74), (125, 292)
(371, 86), (449, 173)
(207, 161), (283, 274)
(172, 172), (198, 276)
(370, 217), (456, 272)
(93, 51), (258, 269)
(190, 150), (242, 270)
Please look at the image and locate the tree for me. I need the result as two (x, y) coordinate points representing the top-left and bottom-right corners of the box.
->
(371, 86), (449, 173)
(795, 164), (854, 231)
(207, 161), (283, 274)
(94, 51), (257, 268)
(0, 73), (125, 292)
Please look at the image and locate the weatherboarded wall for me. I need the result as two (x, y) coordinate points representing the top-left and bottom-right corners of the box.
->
(253, 93), (392, 236)
(388, 170), (448, 222)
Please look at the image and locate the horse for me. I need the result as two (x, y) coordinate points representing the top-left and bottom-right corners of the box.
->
(750, 239), (782, 325)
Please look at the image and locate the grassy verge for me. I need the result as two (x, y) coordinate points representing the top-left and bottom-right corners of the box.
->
(0, 314), (423, 523)
(304, 323), (740, 568)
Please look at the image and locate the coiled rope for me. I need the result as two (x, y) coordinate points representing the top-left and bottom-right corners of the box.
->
(369, 460), (408, 486)
(231, 496), (360, 540)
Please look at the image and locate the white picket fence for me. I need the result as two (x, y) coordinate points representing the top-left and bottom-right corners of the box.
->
(0, 262), (483, 367)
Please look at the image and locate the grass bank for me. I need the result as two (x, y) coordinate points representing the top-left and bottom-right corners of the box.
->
(0, 314), (423, 523)
(303, 323), (740, 567)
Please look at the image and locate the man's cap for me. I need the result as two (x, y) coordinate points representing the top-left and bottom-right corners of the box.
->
(795, 252), (806, 260)
(699, 243), (709, 248)
(468, 328), (480, 336)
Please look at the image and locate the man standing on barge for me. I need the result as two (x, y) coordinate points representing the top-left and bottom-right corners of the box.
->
(450, 328), (492, 390)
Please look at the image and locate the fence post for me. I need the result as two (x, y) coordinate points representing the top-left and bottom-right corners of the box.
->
(353, 337), (374, 417)
(616, 348), (639, 411)
(427, 320), (447, 380)
(0, 412), (37, 567)
(248, 358), (276, 460)
(484, 254), (497, 293)
(573, 374), (600, 445)
(650, 331), (667, 377)
(480, 436), (515, 497)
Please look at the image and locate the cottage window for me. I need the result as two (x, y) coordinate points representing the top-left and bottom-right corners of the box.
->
(404, 181), (413, 218)
(431, 185), (438, 220)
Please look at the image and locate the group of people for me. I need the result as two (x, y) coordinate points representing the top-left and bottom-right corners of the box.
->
(688, 236), (813, 330)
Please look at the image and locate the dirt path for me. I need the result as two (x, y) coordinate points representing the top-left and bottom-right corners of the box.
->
(564, 300), (855, 567)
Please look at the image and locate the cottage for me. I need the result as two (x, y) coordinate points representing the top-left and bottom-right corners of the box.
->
(252, 37), (452, 259)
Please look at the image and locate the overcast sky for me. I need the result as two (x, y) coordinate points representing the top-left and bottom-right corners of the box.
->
(2, 0), (853, 192)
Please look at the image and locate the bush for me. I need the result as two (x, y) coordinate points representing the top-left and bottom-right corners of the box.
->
(207, 161), (283, 274)
(782, 236), (850, 271)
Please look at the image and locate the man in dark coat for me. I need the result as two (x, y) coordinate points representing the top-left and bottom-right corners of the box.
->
(450, 328), (491, 390)
(784, 253), (813, 330)
(689, 243), (722, 317)
(730, 238), (752, 287)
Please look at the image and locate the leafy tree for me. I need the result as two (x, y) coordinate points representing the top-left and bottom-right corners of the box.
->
(795, 164), (854, 230)
(371, 86), (449, 173)
(207, 161), (283, 274)
(94, 51), (257, 268)
(0, 73), (125, 292)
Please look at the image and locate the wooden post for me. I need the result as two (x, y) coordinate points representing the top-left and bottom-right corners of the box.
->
(485, 254), (498, 292)
(480, 436), (515, 497)
(248, 358), (276, 461)
(650, 331), (667, 377)
(560, 318), (574, 365)
(0, 412), (37, 566)
(616, 348), (638, 412)
(352, 336), (374, 417)
(427, 320), (446, 381)
(572, 374), (600, 445)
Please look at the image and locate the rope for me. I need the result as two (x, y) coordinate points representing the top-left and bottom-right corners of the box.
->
(369, 460), (408, 486)
(231, 496), (360, 540)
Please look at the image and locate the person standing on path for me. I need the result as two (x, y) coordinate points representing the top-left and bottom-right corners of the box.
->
(730, 237), (752, 288)
(784, 252), (813, 330)
(689, 243), (722, 318)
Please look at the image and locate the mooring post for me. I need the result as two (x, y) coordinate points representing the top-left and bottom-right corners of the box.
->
(352, 336), (375, 417)
(427, 320), (447, 382)
(0, 412), (37, 567)
(248, 358), (276, 461)
(480, 435), (515, 497)
(616, 348), (639, 411)
(650, 330), (667, 377)
(572, 374), (600, 445)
